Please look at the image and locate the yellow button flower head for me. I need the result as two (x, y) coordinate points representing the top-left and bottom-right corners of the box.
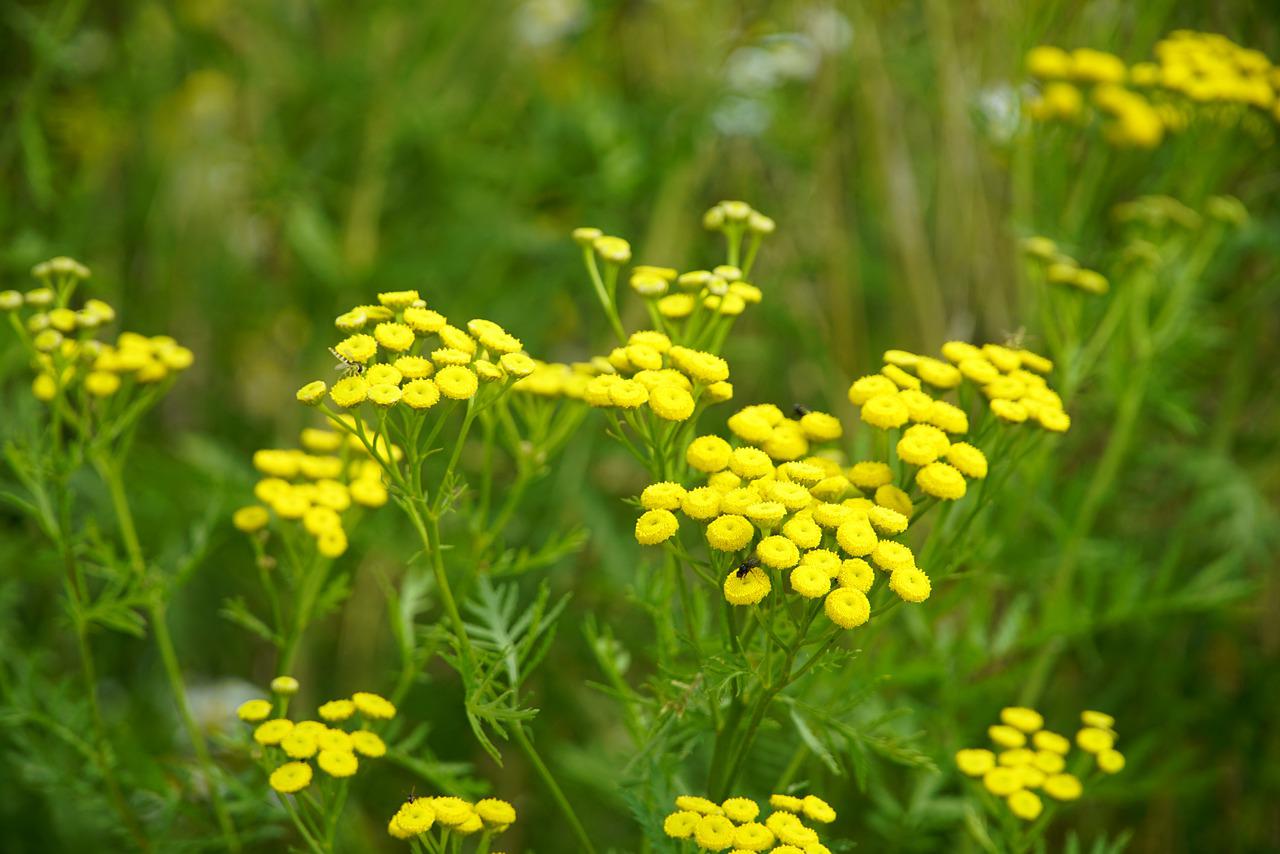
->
(317, 748), (358, 777)
(675, 795), (723, 815)
(1076, 727), (1115, 754)
(867, 505), (908, 535)
(889, 567), (931, 603)
(727, 409), (774, 444)
(663, 811), (699, 839)
(871, 540), (914, 572)
(836, 516), (877, 557)
(693, 814), (736, 850)
(733, 822), (774, 850)
(335, 334), (377, 364)
(687, 435), (733, 473)
(431, 797), (475, 827)
(991, 399), (1028, 423)
(593, 235), (631, 264)
(499, 352), (535, 377)
(317, 728), (353, 752)
(721, 797), (759, 823)
(916, 462), (967, 500)
(395, 355), (434, 379)
(848, 374), (897, 404)
(999, 748), (1034, 767)
(330, 376), (369, 408)
(1033, 730), (1070, 754)
(280, 730), (318, 759)
(1007, 789), (1042, 821)
(232, 506), (270, 533)
(824, 587), (870, 628)
(883, 363), (920, 390)
(475, 797), (516, 829)
(350, 730), (387, 757)
(374, 322), (415, 352)
(316, 528), (347, 558)
(236, 698), (272, 722)
(455, 812), (484, 835)
(681, 487), (722, 520)
(1081, 709), (1115, 729)
(271, 675), (300, 696)
(269, 761), (313, 794)
(723, 566), (770, 606)
(848, 461), (892, 489)
(982, 766), (1023, 797)
(988, 724), (1027, 749)
(1037, 407), (1071, 432)
(1097, 749), (1125, 773)
(402, 378), (441, 410)
(1001, 707), (1044, 733)
(837, 558), (875, 592)
(368, 383), (402, 407)
(1033, 750), (1065, 774)
(729, 447), (773, 479)
(802, 795), (836, 824)
(782, 515), (822, 549)
(946, 442), (988, 478)
(756, 535), (800, 569)
(377, 289), (419, 309)
(84, 371), (121, 397)
(641, 481), (686, 511)
(404, 306), (446, 333)
(296, 380), (327, 404)
(707, 514), (754, 552)
(861, 394), (909, 429)
(790, 564), (830, 599)
(916, 357), (962, 388)
(352, 691), (396, 719)
(635, 509), (679, 545)
(1043, 773), (1083, 800)
(798, 411), (842, 441)
(435, 365), (479, 400)
(254, 718), (294, 745)
(365, 364), (403, 386)
(956, 748), (996, 776)
(395, 799), (437, 835)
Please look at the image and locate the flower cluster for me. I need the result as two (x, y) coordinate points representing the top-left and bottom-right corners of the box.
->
(662, 792), (837, 853)
(855, 340), (1070, 433)
(3, 258), (194, 409)
(295, 290), (537, 412)
(237, 684), (395, 794)
(1021, 236), (1109, 295)
(635, 400), (936, 631)
(231, 423), (391, 557)
(386, 793), (517, 847)
(1026, 31), (1279, 147)
(955, 706), (1126, 822)
(583, 330), (733, 422)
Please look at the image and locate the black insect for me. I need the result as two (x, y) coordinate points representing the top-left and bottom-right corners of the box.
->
(792, 403), (811, 418)
(735, 556), (761, 578)
(329, 346), (367, 377)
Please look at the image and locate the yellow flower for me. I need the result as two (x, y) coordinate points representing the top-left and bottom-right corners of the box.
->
(883, 363), (920, 390)
(982, 766), (1022, 797)
(232, 506), (270, 533)
(693, 814), (736, 851)
(848, 374), (898, 404)
(316, 528), (348, 558)
(499, 352), (535, 377)
(1033, 750), (1066, 774)
(687, 435), (733, 473)
(317, 748), (358, 777)
(350, 730), (387, 757)
(824, 587), (870, 628)
(959, 357), (1000, 385)
(436, 365), (479, 400)
(861, 395), (909, 429)
(610, 378), (649, 409)
(330, 376), (370, 408)
(721, 797), (759, 823)
(1007, 790), (1042, 821)
(1076, 727), (1115, 754)
(403, 378), (441, 410)
(991, 399), (1028, 423)
(889, 567), (931, 603)
(756, 535), (800, 569)
(269, 762), (313, 794)
(271, 676), (300, 695)
(798, 411), (842, 441)
(395, 355), (434, 379)
(394, 799), (437, 834)
(1097, 749), (1125, 773)
(848, 461), (892, 489)
(374, 322), (415, 352)
(1033, 730), (1070, 754)
(733, 822), (775, 851)
(707, 514), (754, 552)
(988, 725), (1026, 748)
(729, 447), (773, 479)
(871, 540), (914, 572)
(377, 289), (419, 309)
(681, 487), (722, 520)
(281, 731), (318, 759)
(368, 383), (402, 407)
(999, 748), (1034, 767)
(867, 505), (908, 535)
(916, 462), (967, 500)
(946, 442), (988, 478)
(404, 306), (446, 333)
(635, 509), (679, 545)
(675, 795), (723, 815)
(237, 699), (272, 721)
(916, 357), (962, 389)
(789, 564), (830, 599)
(836, 517), (877, 557)
(641, 482), (686, 511)
(658, 293), (695, 318)
(432, 797), (475, 827)
(1001, 707), (1044, 733)
(956, 748), (996, 776)
(1036, 407), (1071, 432)
(365, 364), (403, 386)
(476, 797), (517, 828)
(352, 691), (397, 719)
(84, 371), (121, 397)
(723, 566), (771, 606)
(782, 515), (822, 549)
(295, 380), (327, 404)
(802, 795), (836, 823)
(593, 235), (631, 264)
(663, 811), (699, 839)
(254, 718), (294, 745)
(837, 558), (875, 592)
(1082, 709), (1115, 729)
(649, 385), (695, 421)
(769, 794), (804, 812)
(1043, 773), (1083, 800)
(335, 334), (377, 364)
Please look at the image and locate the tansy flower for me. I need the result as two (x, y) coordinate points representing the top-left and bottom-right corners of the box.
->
(641, 482), (686, 511)
(1043, 773), (1083, 800)
(1001, 707), (1044, 732)
(836, 517), (877, 557)
(297, 380), (327, 404)
(982, 767), (1022, 797)
(475, 798), (517, 829)
(1033, 750), (1066, 774)
(769, 794), (804, 813)
(789, 564), (831, 599)
(374, 322), (415, 352)
(1033, 730), (1070, 754)
(663, 811), (699, 839)
(1082, 709), (1116, 729)
(395, 355), (434, 379)
(350, 730), (387, 757)
(330, 376), (369, 408)
(871, 540), (914, 572)
(432, 797), (475, 827)
(802, 795), (836, 823)
(1007, 790), (1042, 820)
(687, 435), (733, 473)
(733, 822), (775, 850)
(875, 484), (914, 517)
(269, 762), (313, 794)
(649, 384), (695, 421)
(317, 729), (353, 752)
(681, 487), (722, 520)
(721, 797), (759, 823)
(254, 719), (294, 745)
(352, 691), (396, 719)
(889, 567), (931, 602)
(435, 365), (479, 400)
(394, 799), (437, 835)
(693, 814), (736, 850)
(402, 378), (441, 410)
(723, 566), (771, 606)
(988, 725), (1027, 748)
(946, 442), (988, 478)
(756, 535), (799, 569)
(271, 676), (300, 695)
(1076, 727), (1115, 754)
(706, 514), (754, 551)
(281, 731), (318, 759)
(1097, 749), (1125, 773)
(848, 461), (893, 489)
(635, 509), (679, 545)
(848, 374), (897, 404)
(368, 383), (402, 407)
(499, 352), (535, 377)
(335, 334), (377, 364)
(956, 748), (996, 776)
(867, 505), (908, 535)
(237, 699), (272, 721)
(991, 399), (1028, 423)
(916, 462), (967, 500)
(999, 748), (1034, 767)
(837, 558), (875, 592)
(861, 395), (909, 429)
(782, 515), (822, 548)
(233, 506), (270, 533)
(675, 795), (724, 814)
(798, 411), (842, 441)
(365, 364), (402, 385)
(927, 399), (969, 433)
(824, 587), (870, 628)
(610, 378), (649, 408)
(729, 447), (773, 479)
(317, 749), (358, 777)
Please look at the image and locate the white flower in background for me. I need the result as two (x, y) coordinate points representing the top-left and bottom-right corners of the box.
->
(977, 82), (1022, 144)
(514, 0), (587, 49)
(712, 95), (773, 137)
(802, 5), (854, 54)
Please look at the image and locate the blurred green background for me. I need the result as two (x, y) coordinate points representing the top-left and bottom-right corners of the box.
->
(2, 0), (1279, 852)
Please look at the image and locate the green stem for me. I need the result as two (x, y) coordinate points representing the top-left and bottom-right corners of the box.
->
(512, 724), (597, 854)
